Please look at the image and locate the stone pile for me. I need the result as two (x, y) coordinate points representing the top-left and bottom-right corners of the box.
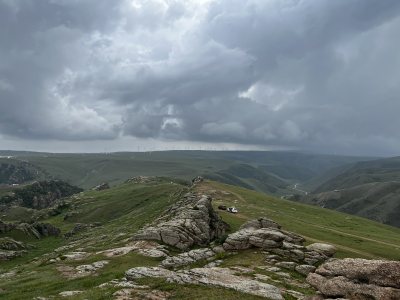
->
(223, 217), (335, 267)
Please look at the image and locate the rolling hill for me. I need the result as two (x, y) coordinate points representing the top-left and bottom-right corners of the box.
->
(0, 178), (399, 299)
(302, 181), (400, 227)
(0, 151), (371, 195)
(314, 156), (400, 192)
(293, 156), (400, 227)
(0, 157), (45, 185)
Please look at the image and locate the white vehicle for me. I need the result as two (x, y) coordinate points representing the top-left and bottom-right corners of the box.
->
(227, 207), (238, 214)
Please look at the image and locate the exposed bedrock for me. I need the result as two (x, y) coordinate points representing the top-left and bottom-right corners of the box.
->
(132, 193), (230, 250)
(307, 258), (400, 300)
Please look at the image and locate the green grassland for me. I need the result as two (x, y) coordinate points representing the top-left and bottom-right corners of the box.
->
(195, 181), (400, 260)
(293, 156), (400, 228)
(1, 178), (399, 299)
(0, 179), (189, 299)
(0, 185), (15, 197)
(5, 150), (369, 194)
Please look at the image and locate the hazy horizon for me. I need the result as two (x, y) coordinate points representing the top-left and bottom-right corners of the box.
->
(0, 147), (385, 159)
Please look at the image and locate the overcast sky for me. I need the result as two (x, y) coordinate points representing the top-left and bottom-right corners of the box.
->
(1, 0), (400, 156)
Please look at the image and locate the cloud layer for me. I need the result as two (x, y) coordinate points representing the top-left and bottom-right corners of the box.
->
(1, 0), (400, 155)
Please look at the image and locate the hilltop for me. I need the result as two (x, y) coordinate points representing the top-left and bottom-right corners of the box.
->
(0, 177), (399, 299)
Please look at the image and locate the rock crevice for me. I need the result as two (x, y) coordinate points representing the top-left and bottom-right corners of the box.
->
(132, 193), (229, 250)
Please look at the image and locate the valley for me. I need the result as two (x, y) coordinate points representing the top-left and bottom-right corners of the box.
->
(1, 151), (400, 299)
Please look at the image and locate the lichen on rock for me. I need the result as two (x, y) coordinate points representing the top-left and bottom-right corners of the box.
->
(132, 193), (230, 250)
(307, 258), (400, 299)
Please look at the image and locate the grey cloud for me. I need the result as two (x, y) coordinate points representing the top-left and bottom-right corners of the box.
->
(0, 0), (400, 155)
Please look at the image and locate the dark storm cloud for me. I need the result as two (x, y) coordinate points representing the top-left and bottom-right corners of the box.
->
(1, 0), (400, 155)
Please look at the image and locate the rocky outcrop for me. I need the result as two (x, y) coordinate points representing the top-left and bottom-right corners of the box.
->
(222, 218), (335, 267)
(132, 193), (230, 250)
(93, 182), (110, 191)
(0, 220), (14, 233)
(191, 176), (204, 185)
(113, 288), (170, 300)
(161, 247), (220, 268)
(223, 217), (299, 250)
(223, 227), (287, 250)
(0, 236), (29, 260)
(307, 258), (400, 299)
(125, 266), (284, 300)
(125, 176), (154, 184)
(0, 221), (60, 239)
(33, 223), (61, 237)
(239, 217), (281, 230)
(64, 222), (101, 238)
(61, 251), (90, 261)
(58, 260), (109, 278)
(306, 243), (336, 257)
(295, 264), (316, 276)
(0, 249), (25, 260)
(59, 291), (83, 297)
(0, 237), (28, 250)
(0, 180), (82, 209)
(97, 240), (169, 258)
(0, 160), (39, 185)
(123, 216), (339, 299)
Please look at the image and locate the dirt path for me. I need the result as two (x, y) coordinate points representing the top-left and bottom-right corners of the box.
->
(301, 222), (400, 249)
(200, 181), (400, 256)
(229, 190), (246, 203)
(301, 235), (378, 258)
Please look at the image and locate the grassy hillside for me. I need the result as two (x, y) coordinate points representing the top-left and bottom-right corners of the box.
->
(1, 179), (399, 299)
(296, 156), (400, 228)
(300, 182), (400, 227)
(0, 180), (82, 209)
(195, 181), (400, 260)
(3, 151), (371, 196)
(314, 156), (400, 192)
(0, 178), (188, 267)
(205, 163), (289, 194)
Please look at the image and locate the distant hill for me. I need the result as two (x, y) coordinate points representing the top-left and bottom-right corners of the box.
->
(294, 157), (400, 227)
(205, 163), (288, 194)
(302, 181), (400, 227)
(314, 156), (400, 192)
(0, 158), (45, 185)
(3, 151), (371, 194)
(0, 180), (82, 210)
(1, 178), (400, 300)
